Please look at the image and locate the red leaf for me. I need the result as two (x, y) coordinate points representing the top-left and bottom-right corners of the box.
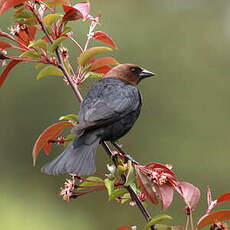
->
(89, 57), (119, 71)
(135, 165), (158, 205)
(178, 182), (200, 209)
(0, 0), (27, 14)
(73, 1), (90, 19)
(63, 2), (90, 21)
(0, 60), (22, 87)
(114, 226), (133, 230)
(145, 162), (177, 178)
(0, 41), (12, 49)
(93, 31), (117, 49)
(91, 65), (112, 74)
(43, 129), (61, 154)
(43, 142), (52, 155)
(17, 26), (37, 46)
(197, 210), (230, 230)
(157, 183), (174, 210)
(217, 193), (230, 204)
(28, 26), (37, 42)
(32, 121), (74, 165)
(63, 5), (83, 21)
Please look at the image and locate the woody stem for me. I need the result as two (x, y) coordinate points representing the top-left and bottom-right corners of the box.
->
(30, 5), (83, 102)
(101, 142), (155, 228)
(31, 6), (155, 230)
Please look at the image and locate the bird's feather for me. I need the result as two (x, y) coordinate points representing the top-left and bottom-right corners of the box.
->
(77, 77), (141, 131)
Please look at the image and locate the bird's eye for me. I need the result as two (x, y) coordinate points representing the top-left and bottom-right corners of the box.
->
(130, 67), (142, 75)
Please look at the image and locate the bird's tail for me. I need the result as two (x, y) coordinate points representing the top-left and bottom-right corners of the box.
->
(41, 132), (100, 176)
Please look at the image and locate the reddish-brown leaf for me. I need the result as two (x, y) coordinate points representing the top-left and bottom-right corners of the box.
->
(157, 183), (174, 210)
(32, 121), (74, 165)
(89, 57), (119, 71)
(114, 226), (133, 230)
(93, 31), (117, 49)
(0, 0), (27, 14)
(63, 2), (89, 21)
(92, 65), (112, 74)
(0, 60), (22, 87)
(178, 182), (200, 209)
(63, 5), (83, 21)
(17, 26), (37, 47)
(145, 162), (177, 178)
(135, 165), (158, 205)
(217, 193), (230, 204)
(43, 129), (62, 154)
(197, 210), (230, 230)
(73, 1), (90, 19)
(43, 142), (52, 155)
(0, 40), (12, 49)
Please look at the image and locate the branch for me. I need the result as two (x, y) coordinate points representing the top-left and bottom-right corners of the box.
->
(101, 142), (155, 227)
(0, 30), (29, 51)
(30, 6), (155, 230)
(30, 5), (83, 102)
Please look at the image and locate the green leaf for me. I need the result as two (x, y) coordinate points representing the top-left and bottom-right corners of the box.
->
(120, 193), (131, 204)
(145, 215), (173, 230)
(29, 39), (48, 51)
(20, 50), (41, 59)
(59, 114), (78, 122)
(63, 26), (72, 34)
(14, 10), (33, 19)
(36, 66), (63, 80)
(84, 72), (103, 80)
(109, 188), (127, 201)
(42, 14), (63, 25)
(78, 46), (113, 66)
(79, 176), (104, 190)
(155, 225), (173, 230)
(104, 178), (115, 198)
(35, 63), (45, 70)
(50, 37), (67, 52)
(124, 161), (136, 186)
(117, 164), (128, 172)
(16, 18), (36, 25)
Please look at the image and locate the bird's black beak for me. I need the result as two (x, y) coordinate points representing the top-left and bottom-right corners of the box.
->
(139, 69), (155, 79)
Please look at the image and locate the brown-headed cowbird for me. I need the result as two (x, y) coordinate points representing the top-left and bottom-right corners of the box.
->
(41, 64), (154, 175)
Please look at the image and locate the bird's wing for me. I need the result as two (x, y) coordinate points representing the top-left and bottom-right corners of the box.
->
(77, 78), (140, 130)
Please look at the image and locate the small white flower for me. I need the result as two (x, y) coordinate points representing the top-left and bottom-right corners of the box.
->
(8, 25), (20, 35)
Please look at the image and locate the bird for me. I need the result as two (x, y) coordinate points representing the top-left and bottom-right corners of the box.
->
(41, 64), (154, 176)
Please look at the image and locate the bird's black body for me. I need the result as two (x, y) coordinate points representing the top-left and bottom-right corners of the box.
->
(41, 64), (153, 176)
(77, 77), (142, 141)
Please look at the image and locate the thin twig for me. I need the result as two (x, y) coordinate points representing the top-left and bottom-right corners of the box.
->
(0, 31), (29, 51)
(111, 141), (139, 164)
(101, 142), (154, 224)
(30, 6), (155, 229)
(31, 5), (83, 102)
(185, 215), (190, 230)
(189, 211), (194, 230)
(69, 36), (84, 53)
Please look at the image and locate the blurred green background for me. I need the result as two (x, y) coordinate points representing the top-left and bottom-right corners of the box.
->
(1, 0), (230, 229)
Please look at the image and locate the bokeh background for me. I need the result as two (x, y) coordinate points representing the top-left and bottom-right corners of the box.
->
(1, 0), (230, 229)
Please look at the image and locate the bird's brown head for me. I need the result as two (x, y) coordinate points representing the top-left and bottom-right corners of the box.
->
(104, 64), (154, 85)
